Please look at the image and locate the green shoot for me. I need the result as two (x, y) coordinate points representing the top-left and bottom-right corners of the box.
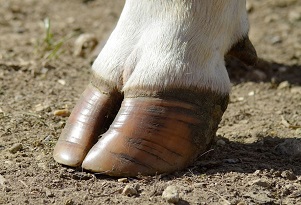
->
(36, 18), (78, 60)
(44, 18), (53, 48)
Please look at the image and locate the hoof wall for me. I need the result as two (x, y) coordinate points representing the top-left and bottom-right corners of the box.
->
(53, 141), (87, 167)
(82, 95), (227, 176)
(53, 84), (121, 167)
(54, 85), (228, 176)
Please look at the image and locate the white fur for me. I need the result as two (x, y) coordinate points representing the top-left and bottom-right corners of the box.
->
(92, 0), (249, 94)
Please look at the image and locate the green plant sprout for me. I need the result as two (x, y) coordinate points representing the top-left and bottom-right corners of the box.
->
(38, 18), (77, 59)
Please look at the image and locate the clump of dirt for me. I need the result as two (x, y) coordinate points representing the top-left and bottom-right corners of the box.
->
(0, 0), (301, 204)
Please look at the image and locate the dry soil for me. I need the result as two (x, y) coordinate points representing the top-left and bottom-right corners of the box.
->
(1, 0), (301, 204)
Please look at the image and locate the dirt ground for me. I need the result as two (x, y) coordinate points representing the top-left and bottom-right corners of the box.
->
(1, 0), (301, 204)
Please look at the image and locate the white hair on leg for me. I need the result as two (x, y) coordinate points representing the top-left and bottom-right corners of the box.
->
(92, 0), (249, 94)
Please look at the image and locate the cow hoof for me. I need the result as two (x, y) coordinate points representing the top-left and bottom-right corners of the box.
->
(54, 84), (228, 176)
(53, 84), (121, 167)
(81, 90), (228, 176)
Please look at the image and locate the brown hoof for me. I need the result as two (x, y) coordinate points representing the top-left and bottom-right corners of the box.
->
(53, 84), (121, 167)
(82, 91), (228, 176)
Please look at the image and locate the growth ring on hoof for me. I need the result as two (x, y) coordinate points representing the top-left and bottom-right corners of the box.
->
(53, 84), (121, 167)
(82, 89), (229, 176)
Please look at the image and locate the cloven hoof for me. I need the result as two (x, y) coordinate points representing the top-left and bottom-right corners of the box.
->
(53, 84), (229, 177)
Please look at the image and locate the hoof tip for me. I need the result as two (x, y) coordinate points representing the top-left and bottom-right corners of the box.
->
(53, 141), (87, 167)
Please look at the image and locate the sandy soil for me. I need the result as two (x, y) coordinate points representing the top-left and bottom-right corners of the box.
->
(1, 0), (301, 204)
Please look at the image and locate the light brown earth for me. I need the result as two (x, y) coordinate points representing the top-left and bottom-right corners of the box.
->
(1, 0), (301, 204)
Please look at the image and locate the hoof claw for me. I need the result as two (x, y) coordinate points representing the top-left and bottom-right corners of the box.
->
(53, 84), (121, 167)
(82, 97), (201, 176)
(53, 141), (86, 167)
(54, 85), (228, 176)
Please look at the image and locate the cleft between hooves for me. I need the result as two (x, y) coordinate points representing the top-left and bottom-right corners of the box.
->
(82, 89), (229, 176)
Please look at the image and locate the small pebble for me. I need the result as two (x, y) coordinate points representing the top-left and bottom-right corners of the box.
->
(122, 184), (138, 196)
(237, 97), (245, 101)
(53, 109), (71, 117)
(162, 185), (180, 204)
(4, 161), (13, 166)
(65, 199), (74, 205)
(66, 169), (75, 173)
(275, 110), (282, 115)
(34, 103), (50, 112)
(118, 178), (128, 183)
(278, 66), (288, 72)
(281, 170), (297, 180)
(3, 186), (11, 192)
(83, 194), (89, 200)
(249, 179), (270, 188)
(37, 163), (47, 170)
(291, 87), (301, 94)
(45, 188), (54, 197)
(275, 139), (301, 158)
(288, 11), (301, 22)
(44, 135), (53, 142)
(40, 67), (49, 74)
(248, 91), (255, 96)
(277, 81), (290, 90)
(285, 184), (295, 191)
(253, 170), (262, 176)
(252, 70), (267, 81)
(270, 35), (282, 44)
(273, 170), (282, 177)
(58, 79), (66, 85)
(216, 139), (226, 146)
(0, 175), (7, 186)
(55, 121), (66, 129)
(8, 143), (22, 154)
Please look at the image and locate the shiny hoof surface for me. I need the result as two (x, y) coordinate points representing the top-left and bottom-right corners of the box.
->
(82, 98), (199, 176)
(53, 84), (121, 167)
(54, 83), (228, 176)
(82, 94), (226, 176)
